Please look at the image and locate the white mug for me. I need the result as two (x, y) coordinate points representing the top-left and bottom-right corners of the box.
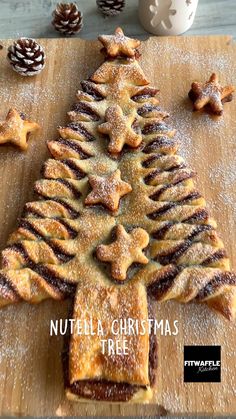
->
(139, 0), (199, 36)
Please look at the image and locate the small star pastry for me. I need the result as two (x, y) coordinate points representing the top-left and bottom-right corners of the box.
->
(98, 27), (141, 58)
(85, 169), (132, 211)
(189, 73), (235, 115)
(0, 108), (40, 151)
(98, 105), (142, 154)
(97, 225), (149, 281)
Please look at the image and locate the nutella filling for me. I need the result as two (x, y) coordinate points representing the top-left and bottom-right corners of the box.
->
(81, 80), (104, 101)
(67, 122), (96, 141)
(147, 265), (182, 299)
(61, 159), (86, 179)
(0, 273), (20, 301)
(142, 136), (177, 154)
(71, 102), (100, 121)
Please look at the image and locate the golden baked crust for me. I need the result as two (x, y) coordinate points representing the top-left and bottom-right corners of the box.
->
(70, 282), (149, 385)
(0, 28), (236, 403)
(0, 108), (40, 150)
(98, 105), (142, 154)
(189, 73), (235, 115)
(96, 225), (149, 280)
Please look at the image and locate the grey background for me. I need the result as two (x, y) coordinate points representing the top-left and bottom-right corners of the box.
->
(0, 0), (235, 40)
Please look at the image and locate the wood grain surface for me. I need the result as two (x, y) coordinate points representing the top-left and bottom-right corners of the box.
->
(0, 0), (236, 40)
(0, 35), (236, 417)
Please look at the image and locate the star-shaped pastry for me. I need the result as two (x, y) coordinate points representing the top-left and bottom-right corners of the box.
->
(0, 108), (40, 151)
(98, 27), (141, 58)
(189, 73), (235, 115)
(85, 169), (132, 212)
(96, 225), (149, 281)
(98, 105), (142, 154)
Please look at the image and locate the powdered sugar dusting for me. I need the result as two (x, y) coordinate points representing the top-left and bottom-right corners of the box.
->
(209, 157), (236, 217)
(208, 156), (236, 247)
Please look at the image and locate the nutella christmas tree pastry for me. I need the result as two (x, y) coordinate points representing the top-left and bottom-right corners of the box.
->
(189, 73), (235, 115)
(0, 28), (236, 403)
(0, 108), (40, 150)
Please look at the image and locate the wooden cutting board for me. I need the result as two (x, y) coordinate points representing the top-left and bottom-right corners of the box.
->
(0, 35), (236, 417)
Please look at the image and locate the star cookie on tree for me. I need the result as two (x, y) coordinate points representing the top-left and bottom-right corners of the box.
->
(98, 27), (141, 58)
(85, 169), (132, 211)
(7, 38), (45, 77)
(189, 73), (235, 115)
(0, 109), (40, 151)
(98, 105), (142, 154)
(96, 225), (149, 280)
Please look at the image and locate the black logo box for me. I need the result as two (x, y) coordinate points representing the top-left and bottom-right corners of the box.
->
(184, 345), (221, 383)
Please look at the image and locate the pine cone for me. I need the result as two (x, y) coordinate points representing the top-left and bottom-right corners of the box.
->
(97, 0), (125, 16)
(7, 38), (45, 77)
(52, 3), (83, 36)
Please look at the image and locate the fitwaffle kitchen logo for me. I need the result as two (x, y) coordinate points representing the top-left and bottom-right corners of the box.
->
(184, 345), (221, 382)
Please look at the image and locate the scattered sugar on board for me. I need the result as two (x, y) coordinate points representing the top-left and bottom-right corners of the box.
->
(0, 301), (68, 411)
(157, 301), (236, 413)
(0, 38), (235, 414)
(146, 39), (236, 74)
(0, 305), (36, 397)
(170, 103), (226, 162)
(0, 40), (102, 115)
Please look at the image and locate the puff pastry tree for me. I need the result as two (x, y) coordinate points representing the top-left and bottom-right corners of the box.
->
(0, 28), (235, 403)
